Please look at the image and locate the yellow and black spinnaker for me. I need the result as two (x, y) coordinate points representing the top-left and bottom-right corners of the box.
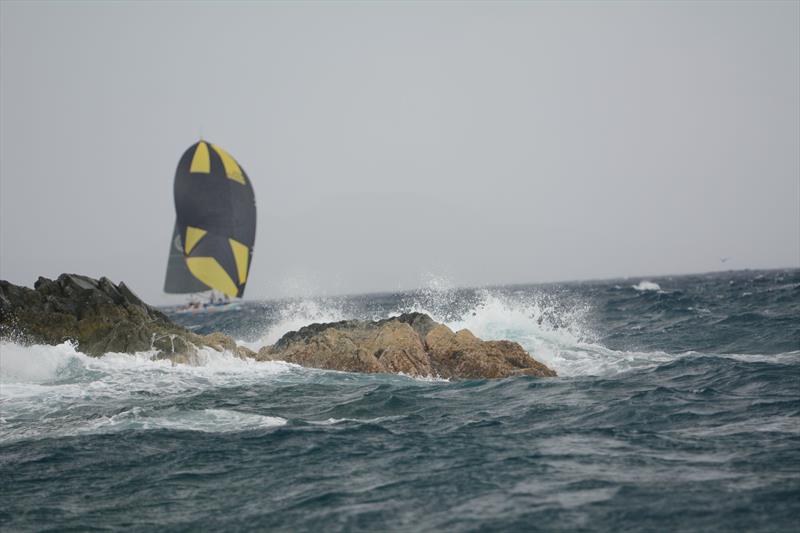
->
(164, 141), (256, 298)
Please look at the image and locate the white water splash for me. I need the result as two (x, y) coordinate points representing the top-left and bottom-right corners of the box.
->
(240, 298), (346, 350)
(0, 341), (294, 442)
(0, 339), (80, 383)
(412, 289), (676, 377)
(235, 284), (686, 378)
(632, 280), (661, 292)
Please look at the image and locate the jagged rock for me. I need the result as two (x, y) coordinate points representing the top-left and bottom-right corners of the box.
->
(1, 275), (557, 379)
(0, 274), (207, 358)
(424, 324), (556, 379)
(257, 312), (556, 379)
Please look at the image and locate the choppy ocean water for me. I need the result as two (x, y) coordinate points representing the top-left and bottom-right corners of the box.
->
(1, 269), (798, 531)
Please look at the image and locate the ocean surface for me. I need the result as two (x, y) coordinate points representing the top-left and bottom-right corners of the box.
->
(1, 269), (799, 531)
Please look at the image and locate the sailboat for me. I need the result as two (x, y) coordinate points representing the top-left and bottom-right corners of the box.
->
(164, 141), (256, 313)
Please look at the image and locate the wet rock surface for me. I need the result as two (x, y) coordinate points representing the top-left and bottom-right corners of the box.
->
(1, 275), (555, 378)
(0, 274), (210, 358)
(258, 312), (556, 379)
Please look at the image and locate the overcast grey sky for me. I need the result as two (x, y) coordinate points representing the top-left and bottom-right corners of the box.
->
(1, 1), (798, 303)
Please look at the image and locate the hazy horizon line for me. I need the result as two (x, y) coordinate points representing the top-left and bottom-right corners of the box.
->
(159, 265), (800, 305)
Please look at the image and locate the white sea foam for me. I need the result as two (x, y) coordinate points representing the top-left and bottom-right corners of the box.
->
(397, 279), (640, 377)
(632, 280), (661, 292)
(2, 405), (286, 442)
(306, 415), (405, 426)
(396, 372), (450, 383)
(0, 341), (294, 388)
(427, 290), (676, 377)
(721, 350), (800, 365)
(87, 407), (287, 433)
(0, 339), (82, 383)
(0, 341), (294, 443)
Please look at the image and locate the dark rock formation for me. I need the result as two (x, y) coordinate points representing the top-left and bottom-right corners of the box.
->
(0, 274), (215, 358)
(1, 275), (555, 379)
(257, 312), (556, 379)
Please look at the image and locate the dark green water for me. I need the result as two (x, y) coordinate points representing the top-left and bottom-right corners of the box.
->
(1, 269), (798, 531)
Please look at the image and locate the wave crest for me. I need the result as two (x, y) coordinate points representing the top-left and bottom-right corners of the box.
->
(633, 280), (662, 292)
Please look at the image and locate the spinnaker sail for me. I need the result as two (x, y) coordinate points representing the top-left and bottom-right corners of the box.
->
(164, 141), (256, 298)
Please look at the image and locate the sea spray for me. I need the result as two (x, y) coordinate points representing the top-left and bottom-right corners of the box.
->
(0, 340), (296, 443)
(231, 283), (670, 377)
(632, 280), (662, 291)
(249, 297), (347, 348)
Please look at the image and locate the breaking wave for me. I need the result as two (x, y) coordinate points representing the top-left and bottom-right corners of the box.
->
(240, 298), (347, 350)
(0, 340), (294, 443)
(232, 286), (680, 378)
(632, 280), (662, 291)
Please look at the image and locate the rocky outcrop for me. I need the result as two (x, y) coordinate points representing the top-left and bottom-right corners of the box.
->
(201, 331), (255, 359)
(1, 275), (555, 379)
(0, 274), (233, 359)
(257, 312), (556, 379)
